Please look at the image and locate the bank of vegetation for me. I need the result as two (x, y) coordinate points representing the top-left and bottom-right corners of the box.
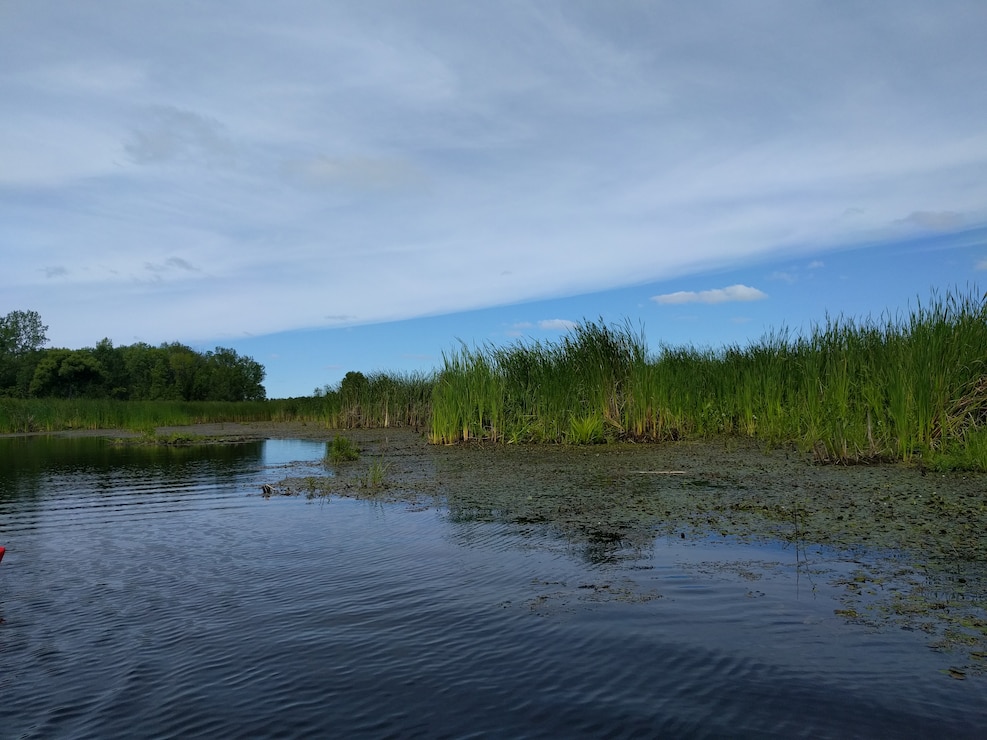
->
(0, 337), (266, 404)
(427, 289), (987, 471)
(3, 290), (985, 470)
(0, 313), (284, 433)
(0, 397), (323, 435)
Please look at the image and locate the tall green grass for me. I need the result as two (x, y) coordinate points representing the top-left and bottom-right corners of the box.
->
(430, 289), (987, 469)
(0, 397), (328, 434)
(6, 289), (985, 470)
(315, 371), (433, 431)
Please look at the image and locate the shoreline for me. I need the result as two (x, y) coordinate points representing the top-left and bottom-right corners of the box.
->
(0, 420), (338, 443)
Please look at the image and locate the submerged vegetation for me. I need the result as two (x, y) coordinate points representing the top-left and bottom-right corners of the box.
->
(3, 289), (985, 470)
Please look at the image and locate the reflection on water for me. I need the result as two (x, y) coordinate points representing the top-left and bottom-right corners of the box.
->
(0, 436), (985, 738)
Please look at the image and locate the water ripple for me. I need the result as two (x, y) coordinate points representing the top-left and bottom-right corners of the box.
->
(1, 439), (985, 737)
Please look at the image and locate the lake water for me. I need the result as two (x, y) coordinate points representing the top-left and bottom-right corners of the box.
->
(1, 437), (984, 738)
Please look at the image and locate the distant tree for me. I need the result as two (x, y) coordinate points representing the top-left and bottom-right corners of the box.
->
(204, 347), (266, 401)
(92, 338), (129, 399)
(168, 345), (206, 401)
(0, 317), (268, 401)
(339, 371), (368, 402)
(29, 349), (106, 398)
(0, 310), (50, 395)
(0, 310), (49, 355)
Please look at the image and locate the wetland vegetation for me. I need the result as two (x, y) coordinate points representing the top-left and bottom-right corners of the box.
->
(428, 289), (987, 471)
(4, 288), (986, 471)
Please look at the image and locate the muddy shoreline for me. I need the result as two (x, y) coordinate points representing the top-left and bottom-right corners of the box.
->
(0, 420), (335, 442)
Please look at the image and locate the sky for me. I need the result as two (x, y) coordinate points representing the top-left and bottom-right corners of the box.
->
(2, 1), (986, 399)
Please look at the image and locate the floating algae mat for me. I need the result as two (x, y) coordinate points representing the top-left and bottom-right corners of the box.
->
(276, 430), (987, 675)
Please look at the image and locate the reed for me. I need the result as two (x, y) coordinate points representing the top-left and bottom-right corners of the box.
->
(428, 288), (987, 470)
(0, 397), (329, 434)
(315, 371), (433, 431)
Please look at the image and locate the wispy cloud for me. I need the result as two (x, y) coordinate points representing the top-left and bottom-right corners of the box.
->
(506, 319), (577, 335)
(976, 259), (987, 271)
(280, 156), (423, 191)
(769, 271), (797, 283)
(43, 266), (69, 279)
(1, 1), (985, 348)
(651, 285), (768, 306)
(144, 257), (200, 274)
(538, 319), (578, 331)
(770, 259), (824, 283)
(125, 106), (235, 167)
(895, 211), (966, 232)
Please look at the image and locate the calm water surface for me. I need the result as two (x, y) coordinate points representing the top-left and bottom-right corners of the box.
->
(1, 437), (984, 738)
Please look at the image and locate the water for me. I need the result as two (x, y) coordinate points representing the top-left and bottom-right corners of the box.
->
(1, 437), (984, 738)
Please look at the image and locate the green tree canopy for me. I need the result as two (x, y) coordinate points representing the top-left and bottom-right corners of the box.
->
(0, 320), (267, 400)
(0, 310), (49, 355)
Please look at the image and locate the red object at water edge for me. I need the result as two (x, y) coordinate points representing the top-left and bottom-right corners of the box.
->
(0, 546), (5, 564)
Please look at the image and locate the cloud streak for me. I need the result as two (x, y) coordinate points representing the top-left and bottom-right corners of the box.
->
(651, 285), (768, 306)
(538, 319), (578, 331)
(1, 1), (986, 348)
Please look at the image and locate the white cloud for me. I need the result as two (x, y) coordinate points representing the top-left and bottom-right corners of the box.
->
(538, 319), (578, 331)
(976, 259), (987, 271)
(651, 285), (768, 306)
(1, 1), (986, 348)
(808, 260), (824, 269)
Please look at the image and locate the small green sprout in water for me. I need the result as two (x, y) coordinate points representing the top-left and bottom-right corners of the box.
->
(131, 423), (157, 438)
(361, 459), (390, 489)
(302, 476), (331, 501)
(325, 435), (360, 465)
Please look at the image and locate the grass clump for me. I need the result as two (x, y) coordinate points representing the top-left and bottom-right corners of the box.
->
(325, 435), (360, 465)
(361, 459), (390, 489)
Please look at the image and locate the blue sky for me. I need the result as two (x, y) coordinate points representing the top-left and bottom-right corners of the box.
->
(2, 1), (986, 398)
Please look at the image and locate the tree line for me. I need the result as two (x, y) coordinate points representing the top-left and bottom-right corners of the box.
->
(0, 310), (266, 401)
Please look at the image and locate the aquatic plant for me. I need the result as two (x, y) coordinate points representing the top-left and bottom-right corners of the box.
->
(326, 435), (360, 465)
(566, 414), (607, 444)
(361, 459), (390, 489)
